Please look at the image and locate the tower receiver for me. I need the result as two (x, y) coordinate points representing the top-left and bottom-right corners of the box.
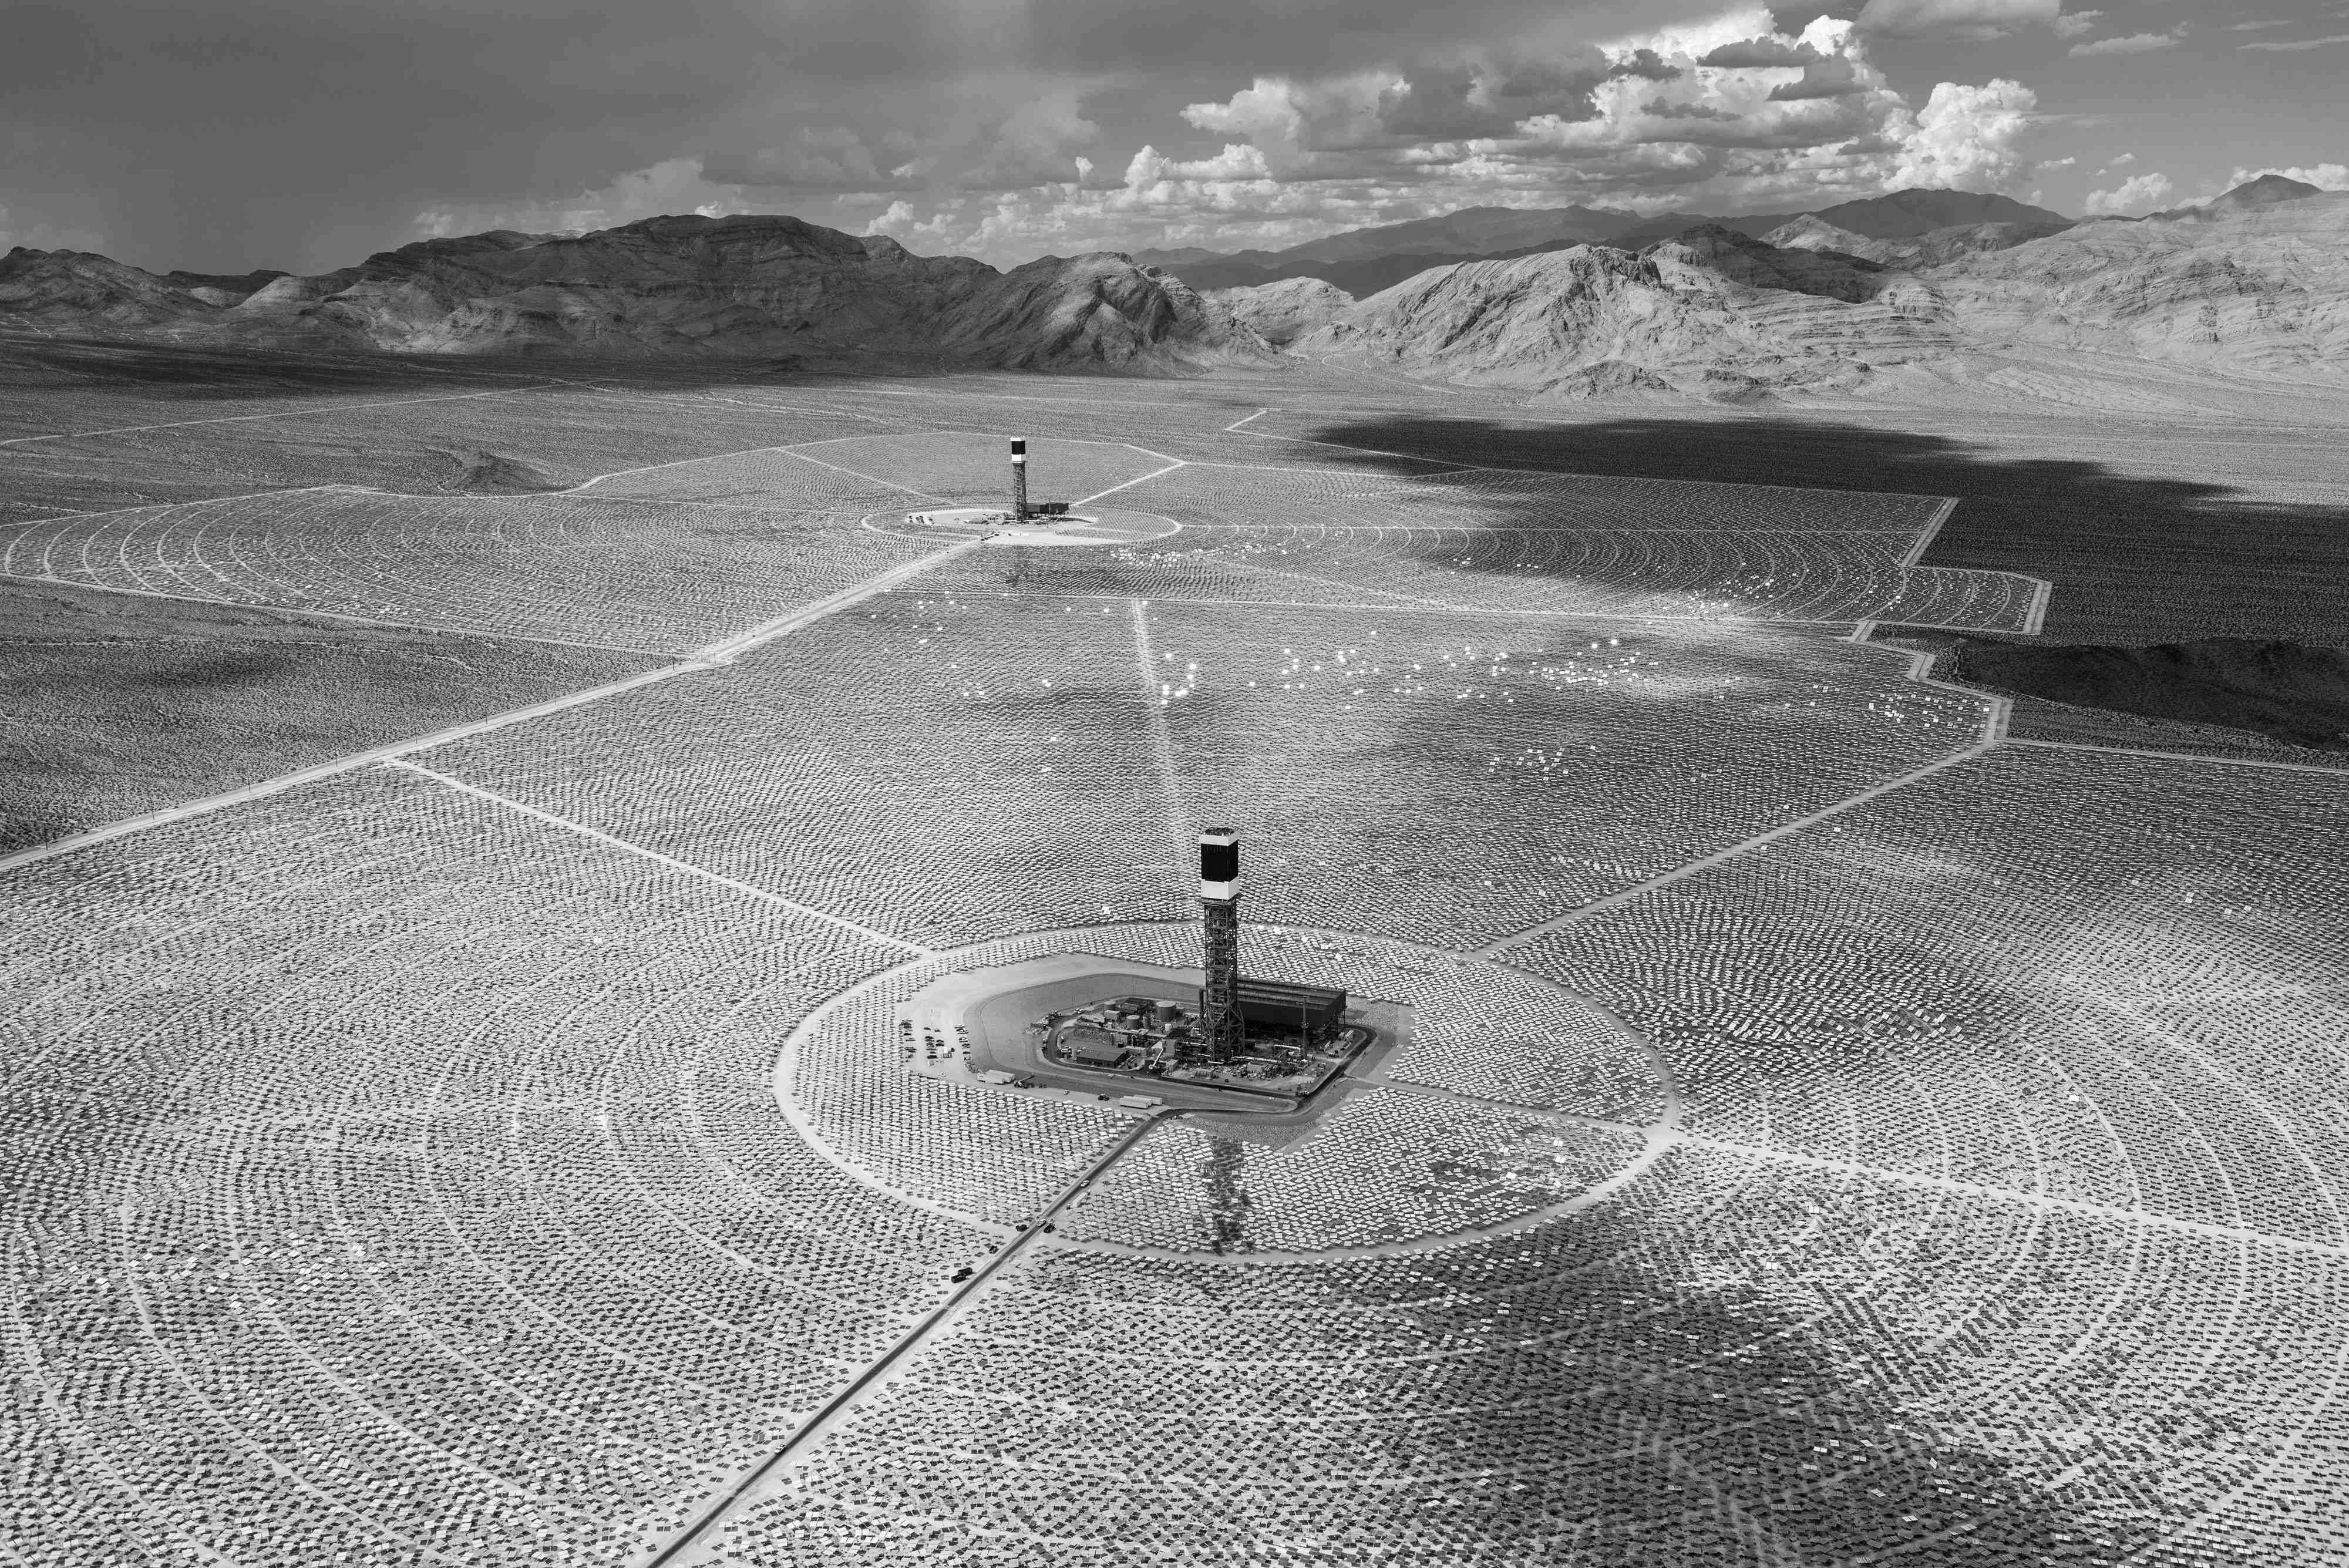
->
(1196, 829), (1243, 1061)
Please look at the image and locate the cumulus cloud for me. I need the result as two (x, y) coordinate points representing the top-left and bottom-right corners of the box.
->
(2227, 162), (2348, 189)
(1502, 11), (1900, 163)
(1768, 58), (1867, 101)
(1126, 144), (1276, 184)
(2081, 171), (2173, 214)
(1698, 37), (1818, 68)
(2068, 31), (2182, 56)
(852, 129), (1386, 263)
(1641, 96), (1741, 120)
(0, 0), (2321, 275)
(1180, 72), (1414, 167)
(1176, 55), (1618, 166)
(1884, 79), (2040, 191)
(843, 5), (2059, 263)
(863, 200), (917, 237)
(1855, 0), (2060, 39)
(1608, 49), (1682, 82)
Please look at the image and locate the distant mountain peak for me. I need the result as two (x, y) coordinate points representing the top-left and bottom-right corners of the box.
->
(1801, 189), (2071, 239)
(2209, 174), (2326, 208)
(2141, 174), (2331, 225)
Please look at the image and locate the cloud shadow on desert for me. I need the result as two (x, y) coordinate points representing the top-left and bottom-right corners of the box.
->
(1288, 410), (2349, 648)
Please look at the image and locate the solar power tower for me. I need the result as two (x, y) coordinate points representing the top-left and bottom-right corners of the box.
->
(1009, 437), (1029, 520)
(1197, 829), (1244, 1061)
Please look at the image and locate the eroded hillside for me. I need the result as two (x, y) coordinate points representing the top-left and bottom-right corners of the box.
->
(1267, 184), (2348, 402)
(0, 214), (1273, 371)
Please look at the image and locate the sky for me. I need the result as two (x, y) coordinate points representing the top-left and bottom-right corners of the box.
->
(3, 0), (2344, 274)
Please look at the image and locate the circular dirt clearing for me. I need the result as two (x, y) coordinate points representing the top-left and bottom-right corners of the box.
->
(863, 506), (1179, 547)
(775, 922), (1676, 1259)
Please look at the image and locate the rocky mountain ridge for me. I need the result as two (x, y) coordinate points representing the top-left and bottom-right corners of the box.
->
(0, 214), (1273, 371)
(6, 181), (2341, 403)
(1291, 244), (1938, 402)
(1926, 187), (2349, 383)
(1136, 203), (1660, 273)
(1276, 179), (2348, 402)
(1203, 276), (1354, 349)
(1760, 214), (2075, 270)
(1141, 189), (2072, 292)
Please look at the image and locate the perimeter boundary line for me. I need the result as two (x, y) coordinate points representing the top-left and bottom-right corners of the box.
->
(1677, 1133), (2349, 1260)
(0, 539), (981, 877)
(385, 760), (928, 955)
(0, 660), (698, 878)
(1344, 1087), (2349, 1261)
(1477, 740), (1998, 957)
(1897, 497), (1959, 568)
(1075, 460), (1187, 507)
(2021, 575), (2052, 634)
(1846, 624), (2017, 741)
(0, 383), (576, 447)
(770, 447), (943, 502)
(1481, 624), (2011, 956)
(696, 539), (982, 664)
(0, 571), (671, 656)
(641, 1114), (1163, 1567)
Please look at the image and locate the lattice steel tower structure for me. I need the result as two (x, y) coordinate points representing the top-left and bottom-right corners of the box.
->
(1010, 437), (1029, 520)
(1197, 829), (1243, 1062)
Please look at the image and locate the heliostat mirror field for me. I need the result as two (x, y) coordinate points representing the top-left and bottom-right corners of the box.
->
(4, 369), (2345, 1568)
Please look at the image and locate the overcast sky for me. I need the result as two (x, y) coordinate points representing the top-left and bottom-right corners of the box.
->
(4, 0), (2343, 274)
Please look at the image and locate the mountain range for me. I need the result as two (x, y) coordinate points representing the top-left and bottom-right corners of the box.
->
(0, 214), (1270, 372)
(1, 179), (2340, 406)
(1135, 189), (2070, 295)
(1257, 177), (2344, 402)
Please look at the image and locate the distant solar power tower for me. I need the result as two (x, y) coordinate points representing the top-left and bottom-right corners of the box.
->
(1009, 436), (1029, 520)
(1197, 829), (1243, 1061)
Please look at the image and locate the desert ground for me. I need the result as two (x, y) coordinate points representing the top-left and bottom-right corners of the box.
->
(4, 338), (2348, 1566)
